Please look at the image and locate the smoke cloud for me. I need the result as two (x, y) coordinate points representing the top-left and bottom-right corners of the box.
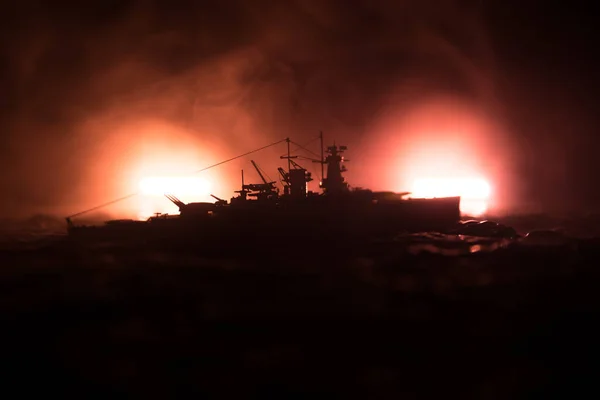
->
(1, 0), (596, 217)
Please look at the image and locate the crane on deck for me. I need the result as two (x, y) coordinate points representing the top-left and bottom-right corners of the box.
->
(240, 160), (279, 201)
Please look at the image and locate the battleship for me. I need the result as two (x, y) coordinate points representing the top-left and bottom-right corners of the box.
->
(66, 134), (461, 251)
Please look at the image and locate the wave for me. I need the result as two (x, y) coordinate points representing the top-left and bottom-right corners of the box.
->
(1, 214), (599, 254)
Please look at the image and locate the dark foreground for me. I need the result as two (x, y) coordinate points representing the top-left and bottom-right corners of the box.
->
(1, 231), (600, 398)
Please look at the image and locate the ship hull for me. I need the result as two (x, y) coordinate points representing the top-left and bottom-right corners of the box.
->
(67, 196), (461, 252)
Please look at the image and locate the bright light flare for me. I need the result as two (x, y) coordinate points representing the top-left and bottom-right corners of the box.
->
(138, 176), (211, 197)
(410, 177), (491, 199)
(410, 177), (492, 216)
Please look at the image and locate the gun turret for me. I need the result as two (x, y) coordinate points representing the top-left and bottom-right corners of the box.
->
(210, 194), (228, 206)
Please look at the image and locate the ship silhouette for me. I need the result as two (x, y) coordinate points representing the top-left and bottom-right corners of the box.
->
(66, 133), (461, 253)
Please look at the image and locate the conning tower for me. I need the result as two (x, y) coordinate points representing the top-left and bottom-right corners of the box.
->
(319, 141), (349, 195)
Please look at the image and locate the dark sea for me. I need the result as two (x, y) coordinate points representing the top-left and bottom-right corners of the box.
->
(1, 214), (599, 398)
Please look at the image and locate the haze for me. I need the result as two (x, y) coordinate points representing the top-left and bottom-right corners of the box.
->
(1, 1), (598, 219)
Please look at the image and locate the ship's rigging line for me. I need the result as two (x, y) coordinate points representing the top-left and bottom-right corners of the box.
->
(66, 137), (289, 219)
(291, 139), (322, 180)
(282, 136), (321, 159)
(290, 140), (321, 159)
(282, 135), (323, 180)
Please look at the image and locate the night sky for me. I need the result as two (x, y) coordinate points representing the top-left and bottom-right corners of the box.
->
(1, 0), (598, 216)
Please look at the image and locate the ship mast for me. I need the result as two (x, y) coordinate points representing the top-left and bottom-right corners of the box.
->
(287, 138), (291, 173)
(320, 131), (324, 183)
(313, 131), (349, 195)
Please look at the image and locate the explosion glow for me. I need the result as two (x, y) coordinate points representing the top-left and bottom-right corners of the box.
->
(410, 177), (492, 216)
(88, 119), (227, 220)
(139, 177), (211, 197)
(365, 96), (508, 218)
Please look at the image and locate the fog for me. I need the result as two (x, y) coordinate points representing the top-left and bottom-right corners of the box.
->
(1, 0), (597, 219)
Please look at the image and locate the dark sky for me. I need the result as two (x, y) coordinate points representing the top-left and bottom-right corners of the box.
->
(1, 0), (598, 216)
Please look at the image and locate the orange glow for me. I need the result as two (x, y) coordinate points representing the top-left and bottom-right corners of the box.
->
(83, 119), (227, 219)
(356, 95), (512, 217)
(139, 176), (211, 196)
(357, 97), (511, 217)
(90, 120), (228, 219)
(398, 138), (495, 216)
(409, 177), (492, 216)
